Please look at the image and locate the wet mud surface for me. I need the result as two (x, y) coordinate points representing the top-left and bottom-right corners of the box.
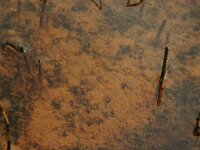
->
(0, 0), (200, 149)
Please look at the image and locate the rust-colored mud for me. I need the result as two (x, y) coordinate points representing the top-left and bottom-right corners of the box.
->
(0, 0), (200, 149)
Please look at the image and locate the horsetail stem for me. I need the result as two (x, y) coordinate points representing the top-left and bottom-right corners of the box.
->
(157, 46), (168, 106)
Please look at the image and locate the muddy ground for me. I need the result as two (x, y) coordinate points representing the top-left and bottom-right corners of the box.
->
(0, 0), (200, 149)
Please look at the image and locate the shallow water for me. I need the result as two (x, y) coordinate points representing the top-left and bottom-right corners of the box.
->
(0, 0), (200, 149)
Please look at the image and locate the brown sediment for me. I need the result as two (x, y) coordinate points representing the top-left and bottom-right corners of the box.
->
(157, 47), (168, 106)
(40, 0), (48, 29)
(126, 0), (143, 7)
(155, 20), (167, 43)
(1, 1), (199, 149)
(90, 0), (102, 10)
(0, 105), (11, 150)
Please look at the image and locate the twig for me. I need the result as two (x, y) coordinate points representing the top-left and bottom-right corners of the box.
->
(157, 47), (168, 106)
(155, 20), (167, 43)
(126, 0), (143, 7)
(0, 105), (11, 150)
(90, 0), (102, 10)
(0, 40), (34, 76)
(0, 41), (33, 75)
(0, 40), (26, 53)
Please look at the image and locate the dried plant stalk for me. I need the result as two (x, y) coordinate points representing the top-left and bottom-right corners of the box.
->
(126, 0), (143, 7)
(0, 41), (33, 76)
(90, 0), (102, 10)
(157, 47), (168, 106)
(0, 105), (11, 150)
(0, 41), (26, 53)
